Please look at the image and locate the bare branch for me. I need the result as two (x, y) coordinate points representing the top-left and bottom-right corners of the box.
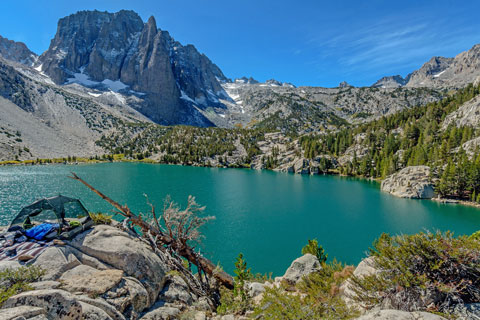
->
(69, 172), (233, 289)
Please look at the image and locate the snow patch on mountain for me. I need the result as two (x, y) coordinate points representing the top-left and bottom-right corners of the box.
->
(101, 79), (128, 92)
(104, 91), (126, 104)
(66, 67), (129, 92)
(433, 70), (446, 78)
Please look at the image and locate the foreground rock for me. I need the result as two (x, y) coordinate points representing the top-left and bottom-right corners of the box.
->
(68, 225), (169, 304)
(279, 253), (322, 285)
(340, 257), (378, 311)
(0, 224), (217, 319)
(3, 289), (83, 319)
(0, 224), (461, 320)
(0, 305), (46, 320)
(381, 166), (435, 199)
(355, 309), (447, 320)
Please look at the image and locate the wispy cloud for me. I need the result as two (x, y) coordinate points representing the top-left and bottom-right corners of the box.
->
(304, 13), (480, 84)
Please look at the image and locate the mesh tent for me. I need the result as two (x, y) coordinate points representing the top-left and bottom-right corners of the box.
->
(8, 195), (90, 231)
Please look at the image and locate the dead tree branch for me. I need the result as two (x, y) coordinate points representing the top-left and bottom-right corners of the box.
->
(69, 172), (234, 289)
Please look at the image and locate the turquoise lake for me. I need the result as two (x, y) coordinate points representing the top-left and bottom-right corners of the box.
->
(1, 162), (479, 275)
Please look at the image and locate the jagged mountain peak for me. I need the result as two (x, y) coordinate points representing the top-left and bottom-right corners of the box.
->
(146, 15), (157, 29)
(0, 35), (37, 66)
(36, 9), (229, 127)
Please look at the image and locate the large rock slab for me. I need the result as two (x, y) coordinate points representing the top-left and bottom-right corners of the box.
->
(3, 289), (83, 320)
(60, 264), (99, 280)
(76, 296), (126, 320)
(78, 301), (113, 320)
(381, 166), (435, 199)
(0, 306), (46, 320)
(139, 304), (181, 320)
(354, 309), (447, 320)
(69, 225), (169, 305)
(281, 253), (321, 285)
(30, 280), (61, 290)
(442, 95), (480, 129)
(32, 246), (82, 280)
(61, 268), (124, 296)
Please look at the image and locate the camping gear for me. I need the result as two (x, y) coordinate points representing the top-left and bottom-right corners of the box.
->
(0, 239), (51, 262)
(69, 220), (81, 228)
(59, 218), (95, 240)
(0, 195), (95, 262)
(7, 195), (90, 233)
(25, 223), (59, 240)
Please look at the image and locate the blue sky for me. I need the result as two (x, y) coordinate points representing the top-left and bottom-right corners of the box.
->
(0, 0), (479, 87)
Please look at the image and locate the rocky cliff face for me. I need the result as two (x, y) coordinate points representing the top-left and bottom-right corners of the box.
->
(375, 44), (480, 89)
(405, 56), (454, 87)
(442, 94), (480, 129)
(381, 166), (436, 199)
(0, 36), (37, 66)
(38, 10), (228, 126)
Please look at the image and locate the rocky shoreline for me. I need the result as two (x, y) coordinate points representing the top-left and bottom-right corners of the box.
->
(3, 223), (477, 320)
(4, 160), (480, 211)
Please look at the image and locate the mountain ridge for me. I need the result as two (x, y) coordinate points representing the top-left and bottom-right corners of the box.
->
(0, 9), (479, 161)
(36, 10), (228, 126)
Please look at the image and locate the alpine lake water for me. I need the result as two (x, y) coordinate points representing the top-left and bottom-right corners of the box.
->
(1, 162), (479, 275)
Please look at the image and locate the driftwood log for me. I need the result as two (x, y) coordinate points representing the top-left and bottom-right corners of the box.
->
(69, 172), (234, 289)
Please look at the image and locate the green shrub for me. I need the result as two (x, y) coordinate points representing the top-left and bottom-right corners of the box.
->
(469, 230), (480, 241)
(89, 212), (112, 225)
(351, 231), (480, 313)
(217, 253), (252, 315)
(302, 239), (328, 264)
(254, 259), (358, 319)
(0, 265), (45, 306)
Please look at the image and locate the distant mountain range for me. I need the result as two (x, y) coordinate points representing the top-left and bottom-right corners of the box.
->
(0, 9), (479, 160)
(372, 48), (480, 88)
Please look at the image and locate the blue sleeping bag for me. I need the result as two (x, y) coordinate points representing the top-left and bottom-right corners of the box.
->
(25, 223), (59, 240)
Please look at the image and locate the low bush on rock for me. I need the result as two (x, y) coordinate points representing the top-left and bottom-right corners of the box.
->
(0, 265), (45, 306)
(89, 212), (112, 225)
(254, 260), (358, 319)
(351, 231), (480, 314)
